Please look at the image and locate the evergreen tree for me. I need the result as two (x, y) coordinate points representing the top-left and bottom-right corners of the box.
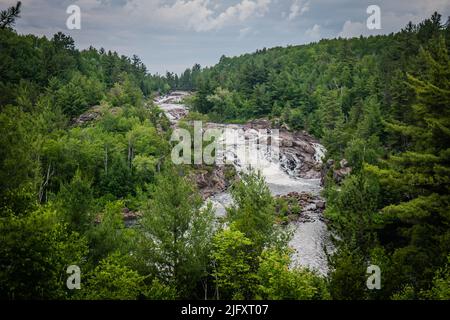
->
(137, 168), (215, 298)
(366, 36), (450, 295)
(0, 1), (21, 29)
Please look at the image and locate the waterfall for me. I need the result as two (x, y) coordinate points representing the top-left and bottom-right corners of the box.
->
(157, 92), (333, 275)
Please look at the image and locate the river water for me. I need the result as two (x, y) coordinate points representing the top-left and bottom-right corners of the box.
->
(155, 92), (333, 275)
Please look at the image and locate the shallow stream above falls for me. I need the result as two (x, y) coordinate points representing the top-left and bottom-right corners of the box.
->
(155, 92), (334, 276)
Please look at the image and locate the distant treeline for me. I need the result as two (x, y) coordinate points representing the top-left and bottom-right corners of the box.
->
(0, 1), (449, 300)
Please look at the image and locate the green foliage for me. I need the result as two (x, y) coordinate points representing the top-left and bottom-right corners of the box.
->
(76, 253), (145, 300)
(0, 1), (21, 29)
(210, 228), (257, 300)
(206, 87), (240, 120)
(211, 230), (330, 300)
(53, 170), (94, 233)
(107, 73), (143, 107)
(0, 106), (41, 215)
(324, 173), (381, 250)
(227, 171), (277, 253)
(1, 6), (450, 301)
(421, 255), (450, 300)
(362, 35), (450, 297)
(50, 72), (104, 117)
(391, 285), (416, 300)
(0, 208), (88, 299)
(77, 252), (177, 300)
(256, 249), (330, 300)
(137, 169), (215, 298)
(344, 137), (383, 172)
(275, 198), (290, 220)
(328, 246), (368, 300)
(0, 13), (177, 301)
(86, 201), (136, 263)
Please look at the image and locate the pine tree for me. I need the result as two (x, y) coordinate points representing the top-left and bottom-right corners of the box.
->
(0, 1), (21, 30)
(366, 36), (450, 294)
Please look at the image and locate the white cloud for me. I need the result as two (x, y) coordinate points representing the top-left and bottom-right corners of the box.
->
(338, 20), (366, 38)
(305, 24), (321, 40)
(6, 0), (450, 74)
(124, 0), (272, 32)
(288, 0), (309, 21)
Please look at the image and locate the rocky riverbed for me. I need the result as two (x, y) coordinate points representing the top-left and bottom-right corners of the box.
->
(154, 91), (190, 123)
(155, 92), (334, 275)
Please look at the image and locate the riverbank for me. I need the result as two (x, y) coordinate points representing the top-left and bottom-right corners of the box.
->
(155, 91), (333, 275)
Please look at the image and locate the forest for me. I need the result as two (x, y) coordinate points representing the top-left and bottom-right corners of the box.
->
(0, 1), (449, 300)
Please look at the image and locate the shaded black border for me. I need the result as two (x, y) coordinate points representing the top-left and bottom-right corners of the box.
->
(0, 300), (446, 319)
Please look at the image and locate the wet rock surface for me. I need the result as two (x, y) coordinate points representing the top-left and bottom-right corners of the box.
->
(156, 92), (334, 275)
(122, 208), (143, 227)
(154, 92), (190, 124)
(206, 120), (326, 180)
(277, 192), (328, 223)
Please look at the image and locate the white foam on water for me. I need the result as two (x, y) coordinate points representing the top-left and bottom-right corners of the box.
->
(156, 93), (333, 275)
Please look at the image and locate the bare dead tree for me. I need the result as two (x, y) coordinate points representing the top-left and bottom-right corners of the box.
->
(39, 163), (53, 203)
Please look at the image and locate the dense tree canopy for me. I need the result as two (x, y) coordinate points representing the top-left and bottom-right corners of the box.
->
(181, 12), (450, 300)
(0, 1), (449, 301)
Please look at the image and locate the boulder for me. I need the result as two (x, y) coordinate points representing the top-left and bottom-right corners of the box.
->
(340, 159), (349, 168)
(282, 138), (294, 147)
(122, 208), (142, 221)
(320, 160), (332, 185)
(333, 167), (352, 184)
(190, 166), (232, 199)
(293, 140), (315, 155)
(316, 201), (326, 209)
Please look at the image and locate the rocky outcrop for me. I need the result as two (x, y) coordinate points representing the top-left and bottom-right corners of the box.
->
(122, 208), (143, 223)
(276, 192), (327, 223)
(165, 108), (189, 123)
(95, 207), (142, 226)
(321, 158), (352, 185)
(154, 91), (190, 105)
(279, 133), (324, 179)
(321, 159), (334, 185)
(190, 165), (237, 199)
(243, 119), (274, 130)
(71, 106), (124, 126)
(72, 106), (103, 126)
(154, 92), (191, 124)
(241, 120), (325, 179)
(333, 159), (352, 184)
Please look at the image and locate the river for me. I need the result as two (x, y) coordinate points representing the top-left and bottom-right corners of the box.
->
(155, 92), (333, 276)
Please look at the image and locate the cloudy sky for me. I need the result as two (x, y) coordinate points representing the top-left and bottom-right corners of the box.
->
(2, 0), (450, 74)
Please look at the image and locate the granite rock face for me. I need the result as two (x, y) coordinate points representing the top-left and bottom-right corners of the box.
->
(230, 119), (326, 180)
(190, 165), (237, 199)
(321, 158), (353, 185)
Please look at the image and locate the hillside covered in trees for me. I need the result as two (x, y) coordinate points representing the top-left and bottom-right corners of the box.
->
(182, 12), (450, 300)
(0, 1), (449, 301)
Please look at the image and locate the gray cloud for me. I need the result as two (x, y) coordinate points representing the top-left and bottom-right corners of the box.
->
(2, 0), (449, 73)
